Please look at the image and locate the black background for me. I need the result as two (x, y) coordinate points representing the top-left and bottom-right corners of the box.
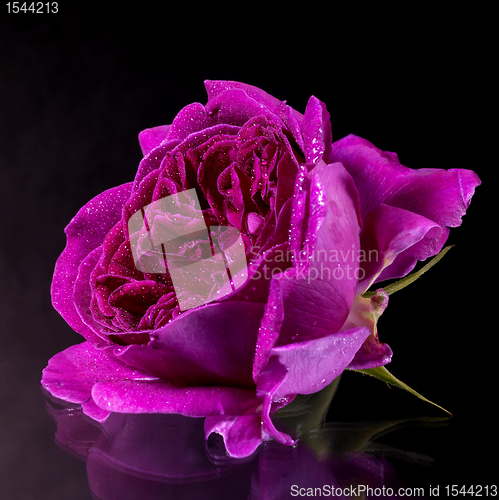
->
(0, 4), (494, 499)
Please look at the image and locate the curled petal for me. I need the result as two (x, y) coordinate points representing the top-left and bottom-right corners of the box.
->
(359, 203), (445, 290)
(330, 134), (481, 224)
(262, 326), (371, 398)
(41, 341), (158, 422)
(204, 414), (263, 459)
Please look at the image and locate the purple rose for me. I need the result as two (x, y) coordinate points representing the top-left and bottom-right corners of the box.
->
(42, 81), (480, 458)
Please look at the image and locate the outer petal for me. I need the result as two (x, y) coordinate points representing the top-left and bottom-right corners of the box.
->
(92, 381), (261, 417)
(264, 326), (371, 398)
(204, 354), (298, 458)
(332, 135), (480, 223)
(138, 124), (171, 156)
(358, 203), (445, 291)
(72, 246), (105, 337)
(231, 326), (370, 455)
(205, 80), (287, 117)
(51, 183), (133, 342)
(330, 134), (480, 284)
(330, 134), (481, 224)
(204, 415), (263, 458)
(41, 341), (158, 422)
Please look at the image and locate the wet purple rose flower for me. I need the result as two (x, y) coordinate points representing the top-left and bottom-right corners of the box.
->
(42, 81), (480, 457)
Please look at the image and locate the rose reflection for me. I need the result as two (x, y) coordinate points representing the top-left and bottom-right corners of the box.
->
(45, 397), (438, 500)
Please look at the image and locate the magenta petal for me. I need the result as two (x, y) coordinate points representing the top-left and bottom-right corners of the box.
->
(132, 139), (181, 192)
(41, 341), (157, 421)
(204, 415), (263, 458)
(116, 301), (265, 387)
(302, 96), (332, 164)
(275, 162), (362, 345)
(359, 203), (444, 289)
(347, 336), (393, 370)
(166, 89), (273, 143)
(73, 246), (105, 337)
(330, 134), (481, 225)
(266, 327), (371, 398)
(51, 183), (133, 342)
(92, 380), (261, 417)
(138, 124), (172, 156)
(204, 80), (305, 150)
(81, 399), (113, 423)
(205, 80), (285, 116)
(252, 277), (285, 382)
(255, 356), (297, 446)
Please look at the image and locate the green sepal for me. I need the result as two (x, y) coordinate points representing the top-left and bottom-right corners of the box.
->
(352, 365), (452, 416)
(362, 245), (454, 298)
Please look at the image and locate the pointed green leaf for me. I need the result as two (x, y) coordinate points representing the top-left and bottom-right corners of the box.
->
(363, 245), (454, 298)
(352, 365), (452, 416)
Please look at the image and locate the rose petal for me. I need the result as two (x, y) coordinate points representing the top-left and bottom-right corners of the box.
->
(359, 203), (444, 290)
(205, 81), (286, 118)
(91, 380), (261, 417)
(275, 162), (362, 345)
(246, 326), (371, 453)
(41, 341), (158, 421)
(204, 414), (263, 458)
(302, 95), (333, 165)
(167, 89), (277, 142)
(275, 150), (299, 217)
(330, 134), (481, 225)
(115, 301), (265, 387)
(264, 326), (371, 398)
(138, 124), (172, 156)
(256, 355), (297, 446)
(252, 277), (286, 383)
(204, 80), (305, 151)
(51, 183), (133, 342)
(133, 138), (182, 193)
(73, 246), (106, 337)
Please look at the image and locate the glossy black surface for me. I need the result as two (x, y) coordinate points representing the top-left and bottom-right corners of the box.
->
(0, 5), (494, 499)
